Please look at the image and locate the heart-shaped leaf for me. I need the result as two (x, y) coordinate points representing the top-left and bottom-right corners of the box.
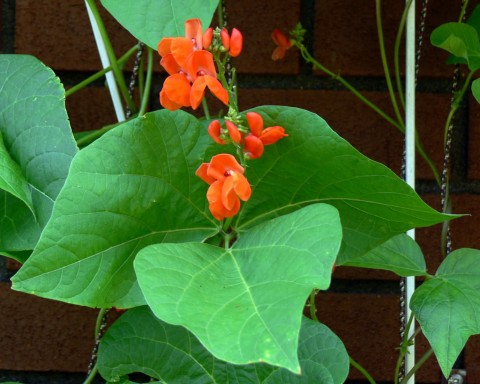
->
(472, 78), (480, 104)
(431, 22), (480, 70)
(411, 248), (480, 378)
(12, 111), (218, 308)
(341, 234), (427, 277)
(98, 306), (349, 383)
(0, 55), (78, 253)
(100, 0), (219, 49)
(135, 204), (342, 373)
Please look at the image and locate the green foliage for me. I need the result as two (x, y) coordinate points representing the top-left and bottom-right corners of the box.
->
(341, 234), (427, 277)
(411, 248), (480, 378)
(135, 204), (341, 372)
(431, 22), (480, 70)
(0, 55), (77, 254)
(472, 78), (480, 103)
(98, 306), (349, 383)
(100, 0), (219, 49)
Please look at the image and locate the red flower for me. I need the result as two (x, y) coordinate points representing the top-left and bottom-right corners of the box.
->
(196, 154), (251, 220)
(244, 112), (288, 159)
(207, 120), (242, 145)
(158, 19), (229, 110)
(271, 29), (292, 61)
(221, 28), (243, 57)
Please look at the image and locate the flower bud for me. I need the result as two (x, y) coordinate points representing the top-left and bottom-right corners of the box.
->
(220, 28), (230, 50)
(229, 28), (243, 57)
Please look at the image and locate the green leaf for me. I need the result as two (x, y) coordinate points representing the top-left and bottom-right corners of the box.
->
(411, 248), (480, 378)
(472, 78), (480, 104)
(135, 204), (342, 373)
(341, 234), (427, 277)
(98, 306), (349, 384)
(235, 106), (451, 265)
(12, 110), (218, 308)
(1, 250), (30, 264)
(0, 55), (78, 252)
(100, 0), (219, 49)
(431, 22), (480, 70)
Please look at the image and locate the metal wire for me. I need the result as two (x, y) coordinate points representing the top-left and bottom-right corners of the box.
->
(86, 309), (110, 375)
(221, 0), (233, 85)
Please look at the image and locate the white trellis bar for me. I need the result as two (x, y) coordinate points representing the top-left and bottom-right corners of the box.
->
(405, 0), (416, 383)
(85, 0), (126, 122)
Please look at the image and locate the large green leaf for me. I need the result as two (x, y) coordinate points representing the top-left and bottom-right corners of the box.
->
(472, 78), (480, 104)
(12, 106), (448, 308)
(12, 111), (218, 308)
(431, 22), (480, 70)
(235, 106), (451, 265)
(341, 234), (427, 277)
(411, 248), (480, 378)
(98, 306), (349, 383)
(100, 0), (219, 49)
(0, 55), (78, 252)
(135, 204), (341, 373)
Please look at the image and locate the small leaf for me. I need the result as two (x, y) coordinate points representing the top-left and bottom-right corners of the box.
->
(135, 204), (342, 373)
(411, 248), (480, 378)
(100, 0), (219, 49)
(98, 306), (349, 384)
(472, 78), (480, 104)
(341, 234), (427, 277)
(431, 22), (480, 70)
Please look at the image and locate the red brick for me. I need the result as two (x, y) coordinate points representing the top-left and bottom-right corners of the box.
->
(468, 94), (480, 179)
(0, 282), (97, 371)
(465, 335), (480, 384)
(314, 1), (463, 78)
(316, 292), (441, 383)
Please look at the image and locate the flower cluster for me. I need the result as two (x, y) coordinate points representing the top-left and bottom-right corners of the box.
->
(207, 112), (288, 159)
(158, 19), (241, 111)
(158, 19), (286, 222)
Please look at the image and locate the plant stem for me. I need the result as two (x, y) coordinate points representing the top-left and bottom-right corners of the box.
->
(394, 311), (415, 384)
(76, 122), (121, 147)
(375, 0), (405, 130)
(85, 0), (136, 112)
(202, 98), (211, 120)
(217, 1), (224, 26)
(393, 0), (414, 111)
(138, 47), (154, 116)
(459, 0), (471, 22)
(350, 356), (377, 384)
(83, 362), (98, 384)
(400, 348), (434, 384)
(65, 44), (139, 97)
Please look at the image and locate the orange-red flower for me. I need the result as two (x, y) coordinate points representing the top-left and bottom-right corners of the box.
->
(221, 28), (243, 57)
(243, 112), (288, 159)
(158, 19), (229, 110)
(271, 29), (292, 61)
(196, 154), (251, 220)
(207, 119), (242, 144)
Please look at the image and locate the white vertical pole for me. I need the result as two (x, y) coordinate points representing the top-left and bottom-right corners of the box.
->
(85, 0), (126, 122)
(405, 0), (416, 382)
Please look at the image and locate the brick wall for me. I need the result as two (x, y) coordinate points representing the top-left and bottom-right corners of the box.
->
(2, 0), (480, 383)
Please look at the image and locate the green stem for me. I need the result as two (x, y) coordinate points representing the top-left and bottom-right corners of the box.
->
(138, 55), (145, 99)
(375, 0), (405, 130)
(217, 1), (224, 26)
(400, 348), (434, 384)
(202, 98), (211, 120)
(394, 312), (415, 384)
(83, 363), (98, 384)
(85, 0), (136, 112)
(350, 356), (377, 384)
(459, 0), (470, 22)
(76, 122), (121, 147)
(65, 44), (139, 97)
(393, 0), (414, 111)
(138, 47), (154, 116)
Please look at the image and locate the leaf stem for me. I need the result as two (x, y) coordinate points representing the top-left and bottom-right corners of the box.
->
(85, 0), (136, 112)
(459, 0), (470, 22)
(350, 356), (377, 384)
(75, 121), (122, 147)
(400, 348), (434, 384)
(394, 311), (415, 384)
(83, 362), (98, 384)
(202, 98), (211, 120)
(65, 44), (139, 97)
(138, 47), (154, 116)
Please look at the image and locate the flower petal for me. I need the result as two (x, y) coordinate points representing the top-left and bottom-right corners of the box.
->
(207, 154), (244, 181)
(195, 163), (216, 185)
(229, 28), (243, 57)
(220, 28), (230, 50)
(186, 50), (217, 80)
(221, 176), (239, 210)
(190, 76), (207, 110)
(246, 112), (264, 137)
(160, 88), (182, 111)
(160, 53), (181, 75)
(158, 38), (173, 57)
(272, 46), (287, 61)
(244, 134), (264, 159)
(205, 75), (229, 106)
(170, 37), (195, 67)
(163, 73), (191, 107)
(272, 29), (292, 49)
(231, 172), (251, 201)
(203, 28), (213, 49)
(185, 18), (203, 50)
(208, 120), (226, 145)
(259, 126), (288, 145)
(225, 121), (242, 144)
